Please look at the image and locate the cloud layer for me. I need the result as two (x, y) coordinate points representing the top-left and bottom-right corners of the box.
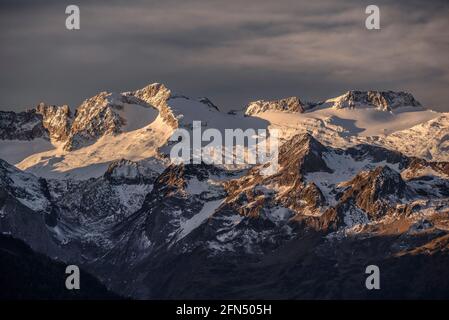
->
(1, 0), (448, 111)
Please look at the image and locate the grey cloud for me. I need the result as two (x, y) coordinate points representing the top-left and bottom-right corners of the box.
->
(0, 0), (448, 112)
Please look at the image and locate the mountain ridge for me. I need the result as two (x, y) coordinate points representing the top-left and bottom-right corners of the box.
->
(0, 84), (447, 180)
(0, 83), (448, 299)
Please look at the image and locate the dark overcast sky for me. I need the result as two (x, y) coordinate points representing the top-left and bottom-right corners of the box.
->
(0, 0), (448, 112)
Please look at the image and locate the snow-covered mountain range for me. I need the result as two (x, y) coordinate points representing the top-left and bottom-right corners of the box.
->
(1, 83), (448, 299)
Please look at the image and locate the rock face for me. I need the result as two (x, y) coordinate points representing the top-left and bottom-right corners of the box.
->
(35, 103), (72, 143)
(0, 84), (174, 152)
(124, 83), (178, 128)
(245, 96), (305, 116)
(245, 90), (422, 116)
(328, 90), (422, 111)
(338, 166), (408, 220)
(0, 103), (72, 142)
(0, 109), (47, 140)
(224, 134), (334, 223)
(0, 159), (50, 213)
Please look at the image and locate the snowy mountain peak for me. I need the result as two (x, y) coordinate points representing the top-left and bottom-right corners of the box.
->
(279, 133), (332, 174)
(245, 96), (305, 116)
(124, 83), (178, 128)
(338, 165), (408, 220)
(63, 92), (126, 151)
(125, 83), (171, 109)
(244, 90), (422, 116)
(326, 90), (422, 111)
(62, 91), (158, 151)
(360, 165), (406, 198)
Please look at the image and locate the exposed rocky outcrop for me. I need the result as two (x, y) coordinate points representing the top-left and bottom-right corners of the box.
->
(327, 90), (422, 111)
(338, 166), (407, 219)
(0, 109), (47, 140)
(125, 83), (178, 129)
(225, 134), (332, 218)
(245, 96), (305, 116)
(0, 103), (72, 143)
(63, 92), (135, 150)
(35, 103), (72, 143)
(244, 90), (422, 116)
